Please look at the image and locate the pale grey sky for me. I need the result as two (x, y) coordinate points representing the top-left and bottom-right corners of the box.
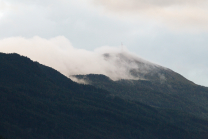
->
(0, 0), (208, 86)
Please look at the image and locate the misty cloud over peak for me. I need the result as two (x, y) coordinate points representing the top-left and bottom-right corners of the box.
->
(101, 51), (162, 78)
(0, 36), (165, 81)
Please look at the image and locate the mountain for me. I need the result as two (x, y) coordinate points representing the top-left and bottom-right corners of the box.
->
(99, 52), (194, 85)
(73, 52), (208, 119)
(74, 74), (208, 117)
(1, 52), (208, 139)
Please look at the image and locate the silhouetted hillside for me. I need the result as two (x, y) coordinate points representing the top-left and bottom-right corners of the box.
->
(1, 53), (208, 139)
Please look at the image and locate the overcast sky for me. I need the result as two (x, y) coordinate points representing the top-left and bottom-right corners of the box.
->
(0, 0), (208, 86)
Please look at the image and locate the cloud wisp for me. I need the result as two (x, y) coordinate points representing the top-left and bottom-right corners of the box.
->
(91, 0), (208, 32)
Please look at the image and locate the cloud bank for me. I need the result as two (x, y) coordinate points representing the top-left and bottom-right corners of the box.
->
(1, 36), (208, 86)
(0, 36), (159, 81)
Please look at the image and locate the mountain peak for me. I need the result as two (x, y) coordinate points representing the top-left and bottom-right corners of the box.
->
(83, 51), (193, 85)
(102, 51), (162, 80)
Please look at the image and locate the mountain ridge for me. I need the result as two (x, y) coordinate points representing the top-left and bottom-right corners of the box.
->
(100, 52), (195, 85)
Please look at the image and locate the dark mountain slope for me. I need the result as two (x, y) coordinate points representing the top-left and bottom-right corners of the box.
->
(74, 74), (208, 119)
(1, 53), (208, 139)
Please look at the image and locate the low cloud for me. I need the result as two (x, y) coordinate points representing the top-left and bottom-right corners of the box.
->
(0, 36), (158, 81)
(1, 36), (208, 86)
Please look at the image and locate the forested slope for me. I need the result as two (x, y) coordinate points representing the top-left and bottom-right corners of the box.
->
(75, 74), (208, 119)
